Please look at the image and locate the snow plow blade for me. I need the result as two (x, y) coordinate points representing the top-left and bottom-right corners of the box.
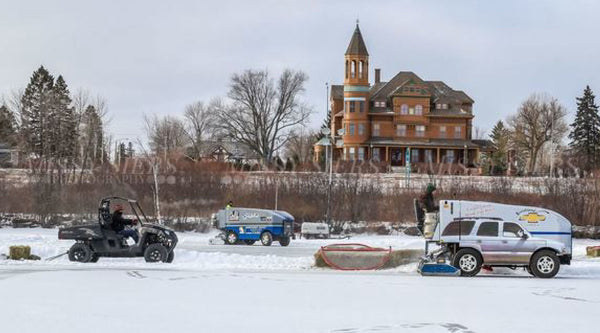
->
(418, 260), (460, 276)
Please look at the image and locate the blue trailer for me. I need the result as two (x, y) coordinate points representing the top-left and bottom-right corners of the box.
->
(211, 208), (294, 246)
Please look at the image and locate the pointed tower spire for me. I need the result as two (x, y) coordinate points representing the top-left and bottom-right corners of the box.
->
(345, 22), (369, 56)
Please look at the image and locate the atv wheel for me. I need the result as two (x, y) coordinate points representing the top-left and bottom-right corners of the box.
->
(244, 240), (256, 245)
(68, 243), (93, 263)
(90, 255), (100, 263)
(453, 249), (482, 277)
(279, 236), (291, 247)
(225, 231), (238, 245)
(260, 232), (273, 246)
(166, 251), (175, 263)
(530, 250), (560, 278)
(144, 243), (168, 263)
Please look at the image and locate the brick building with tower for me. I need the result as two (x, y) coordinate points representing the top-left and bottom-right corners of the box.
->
(315, 23), (489, 172)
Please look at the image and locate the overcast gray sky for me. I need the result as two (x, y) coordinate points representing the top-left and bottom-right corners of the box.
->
(2, 0), (599, 141)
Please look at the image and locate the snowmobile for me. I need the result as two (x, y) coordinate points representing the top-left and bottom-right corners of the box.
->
(58, 197), (178, 263)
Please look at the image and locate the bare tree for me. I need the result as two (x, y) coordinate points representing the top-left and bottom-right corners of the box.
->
(508, 94), (568, 174)
(144, 114), (189, 157)
(216, 69), (311, 164)
(183, 99), (218, 160)
(284, 128), (316, 164)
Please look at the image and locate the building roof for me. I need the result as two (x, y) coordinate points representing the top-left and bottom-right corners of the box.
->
(331, 85), (343, 100)
(345, 24), (369, 56)
(199, 141), (259, 160)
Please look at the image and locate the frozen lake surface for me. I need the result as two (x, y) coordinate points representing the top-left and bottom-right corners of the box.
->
(1, 228), (600, 333)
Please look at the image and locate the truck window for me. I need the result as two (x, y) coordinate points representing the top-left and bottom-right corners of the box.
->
(503, 222), (525, 238)
(442, 220), (475, 236)
(476, 221), (499, 237)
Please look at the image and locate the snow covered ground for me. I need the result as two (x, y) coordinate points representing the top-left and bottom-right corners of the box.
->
(1, 228), (600, 333)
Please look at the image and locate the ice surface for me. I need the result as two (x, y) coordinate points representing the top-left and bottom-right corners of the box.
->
(1, 228), (599, 333)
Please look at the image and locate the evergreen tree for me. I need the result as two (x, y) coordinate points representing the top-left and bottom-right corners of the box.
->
(81, 105), (104, 168)
(20, 66), (55, 159)
(51, 75), (77, 164)
(0, 104), (17, 145)
(315, 111), (332, 141)
(569, 86), (600, 171)
(489, 120), (510, 174)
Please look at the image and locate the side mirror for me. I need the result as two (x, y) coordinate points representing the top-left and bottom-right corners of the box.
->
(521, 233), (529, 240)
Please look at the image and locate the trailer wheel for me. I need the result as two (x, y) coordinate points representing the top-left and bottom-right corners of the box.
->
(144, 243), (168, 262)
(279, 236), (291, 247)
(243, 240), (256, 245)
(260, 232), (273, 246)
(530, 250), (560, 278)
(68, 243), (93, 263)
(225, 231), (238, 245)
(453, 248), (482, 277)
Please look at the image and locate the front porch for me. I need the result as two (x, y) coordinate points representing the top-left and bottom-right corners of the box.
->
(339, 145), (480, 168)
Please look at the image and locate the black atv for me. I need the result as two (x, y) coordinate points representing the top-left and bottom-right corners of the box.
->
(58, 197), (178, 263)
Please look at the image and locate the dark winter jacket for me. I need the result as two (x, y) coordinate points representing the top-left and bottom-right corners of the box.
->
(110, 211), (134, 232)
(419, 192), (438, 213)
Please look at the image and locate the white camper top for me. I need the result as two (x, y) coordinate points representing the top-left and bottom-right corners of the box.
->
(432, 200), (572, 252)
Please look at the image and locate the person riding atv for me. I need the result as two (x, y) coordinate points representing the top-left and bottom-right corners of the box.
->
(111, 204), (139, 243)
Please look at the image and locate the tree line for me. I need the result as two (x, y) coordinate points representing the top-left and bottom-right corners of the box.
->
(483, 87), (600, 176)
(1, 66), (107, 173)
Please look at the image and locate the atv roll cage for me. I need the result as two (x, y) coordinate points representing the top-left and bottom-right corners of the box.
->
(99, 196), (150, 227)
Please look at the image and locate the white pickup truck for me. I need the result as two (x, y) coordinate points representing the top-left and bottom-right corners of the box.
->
(421, 200), (572, 278)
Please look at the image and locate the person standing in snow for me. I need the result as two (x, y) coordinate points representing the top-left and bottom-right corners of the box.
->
(419, 183), (438, 213)
(111, 204), (139, 243)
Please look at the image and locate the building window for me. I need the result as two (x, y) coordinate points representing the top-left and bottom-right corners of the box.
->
(375, 101), (386, 108)
(372, 123), (380, 136)
(351, 60), (356, 78)
(349, 147), (355, 160)
(358, 123), (365, 135)
(416, 125), (425, 137)
(359, 61), (364, 79)
(396, 124), (406, 137)
(436, 103), (442, 109)
(411, 148), (419, 162)
(415, 105), (423, 115)
(454, 126), (462, 138)
(439, 126), (447, 138)
(349, 101), (355, 113)
(359, 101), (365, 113)
(401, 104), (408, 115)
(358, 147), (365, 161)
(442, 103), (448, 109)
(372, 148), (380, 161)
(345, 61), (349, 79)
(349, 123), (355, 136)
(446, 150), (455, 163)
(425, 150), (433, 163)
(409, 107), (415, 115)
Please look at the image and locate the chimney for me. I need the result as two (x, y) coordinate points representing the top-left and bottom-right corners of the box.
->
(375, 68), (381, 84)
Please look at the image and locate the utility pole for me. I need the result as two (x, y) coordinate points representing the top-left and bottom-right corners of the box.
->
(324, 82), (333, 226)
(550, 112), (555, 177)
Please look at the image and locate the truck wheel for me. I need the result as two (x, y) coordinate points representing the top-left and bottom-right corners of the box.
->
(166, 251), (175, 263)
(68, 243), (93, 263)
(453, 249), (482, 277)
(225, 232), (238, 245)
(530, 250), (560, 278)
(279, 236), (291, 247)
(260, 232), (273, 246)
(244, 240), (256, 245)
(144, 243), (168, 262)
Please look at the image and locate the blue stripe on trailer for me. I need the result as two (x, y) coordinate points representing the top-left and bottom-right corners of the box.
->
(530, 231), (571, 235)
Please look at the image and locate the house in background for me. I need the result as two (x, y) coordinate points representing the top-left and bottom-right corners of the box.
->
(197, 141), (260, 165)
(315, 23), (491, 173)
(0, 142), (18, 167)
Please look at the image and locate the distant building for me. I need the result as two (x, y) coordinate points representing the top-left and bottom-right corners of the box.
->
(198, 141), (260, 165)
(315, 23), (490, 171)
(0, 142), (18, 167)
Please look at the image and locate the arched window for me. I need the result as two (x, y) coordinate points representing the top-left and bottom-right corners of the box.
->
(345, 61), (349, 79)
(415, 105), (423, 115)
(351, 60), (356, 78)
(401, 104), (408, 115)
(359, 61), (364, 79)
